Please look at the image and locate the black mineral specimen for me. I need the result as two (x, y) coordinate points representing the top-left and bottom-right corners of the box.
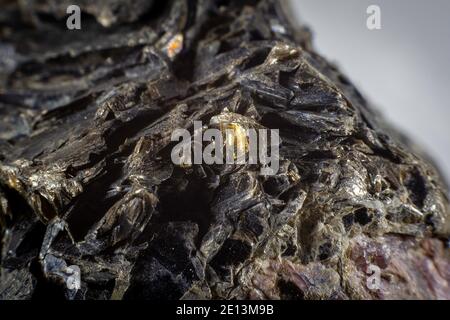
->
(0, 0), (449, 300)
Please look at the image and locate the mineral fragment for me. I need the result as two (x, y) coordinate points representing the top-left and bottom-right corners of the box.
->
(0, 0), (449, 300)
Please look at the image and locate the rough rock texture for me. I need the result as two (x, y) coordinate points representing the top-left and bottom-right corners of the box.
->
(0, 0), (449, 300)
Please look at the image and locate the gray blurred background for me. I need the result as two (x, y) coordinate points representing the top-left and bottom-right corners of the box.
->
(289, 0), (450, 184)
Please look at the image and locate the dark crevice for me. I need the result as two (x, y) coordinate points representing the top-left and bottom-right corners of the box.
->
(354, 208), (372, 226)
(0, 184), (33, 225)
(155, 168), (215, 247)
(240, 47), (271, 71)
(65, 162), (123, 241)
(405, 168), (427, 209)
(30, 258), (66, 300)
(278, 279), (305, 300)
